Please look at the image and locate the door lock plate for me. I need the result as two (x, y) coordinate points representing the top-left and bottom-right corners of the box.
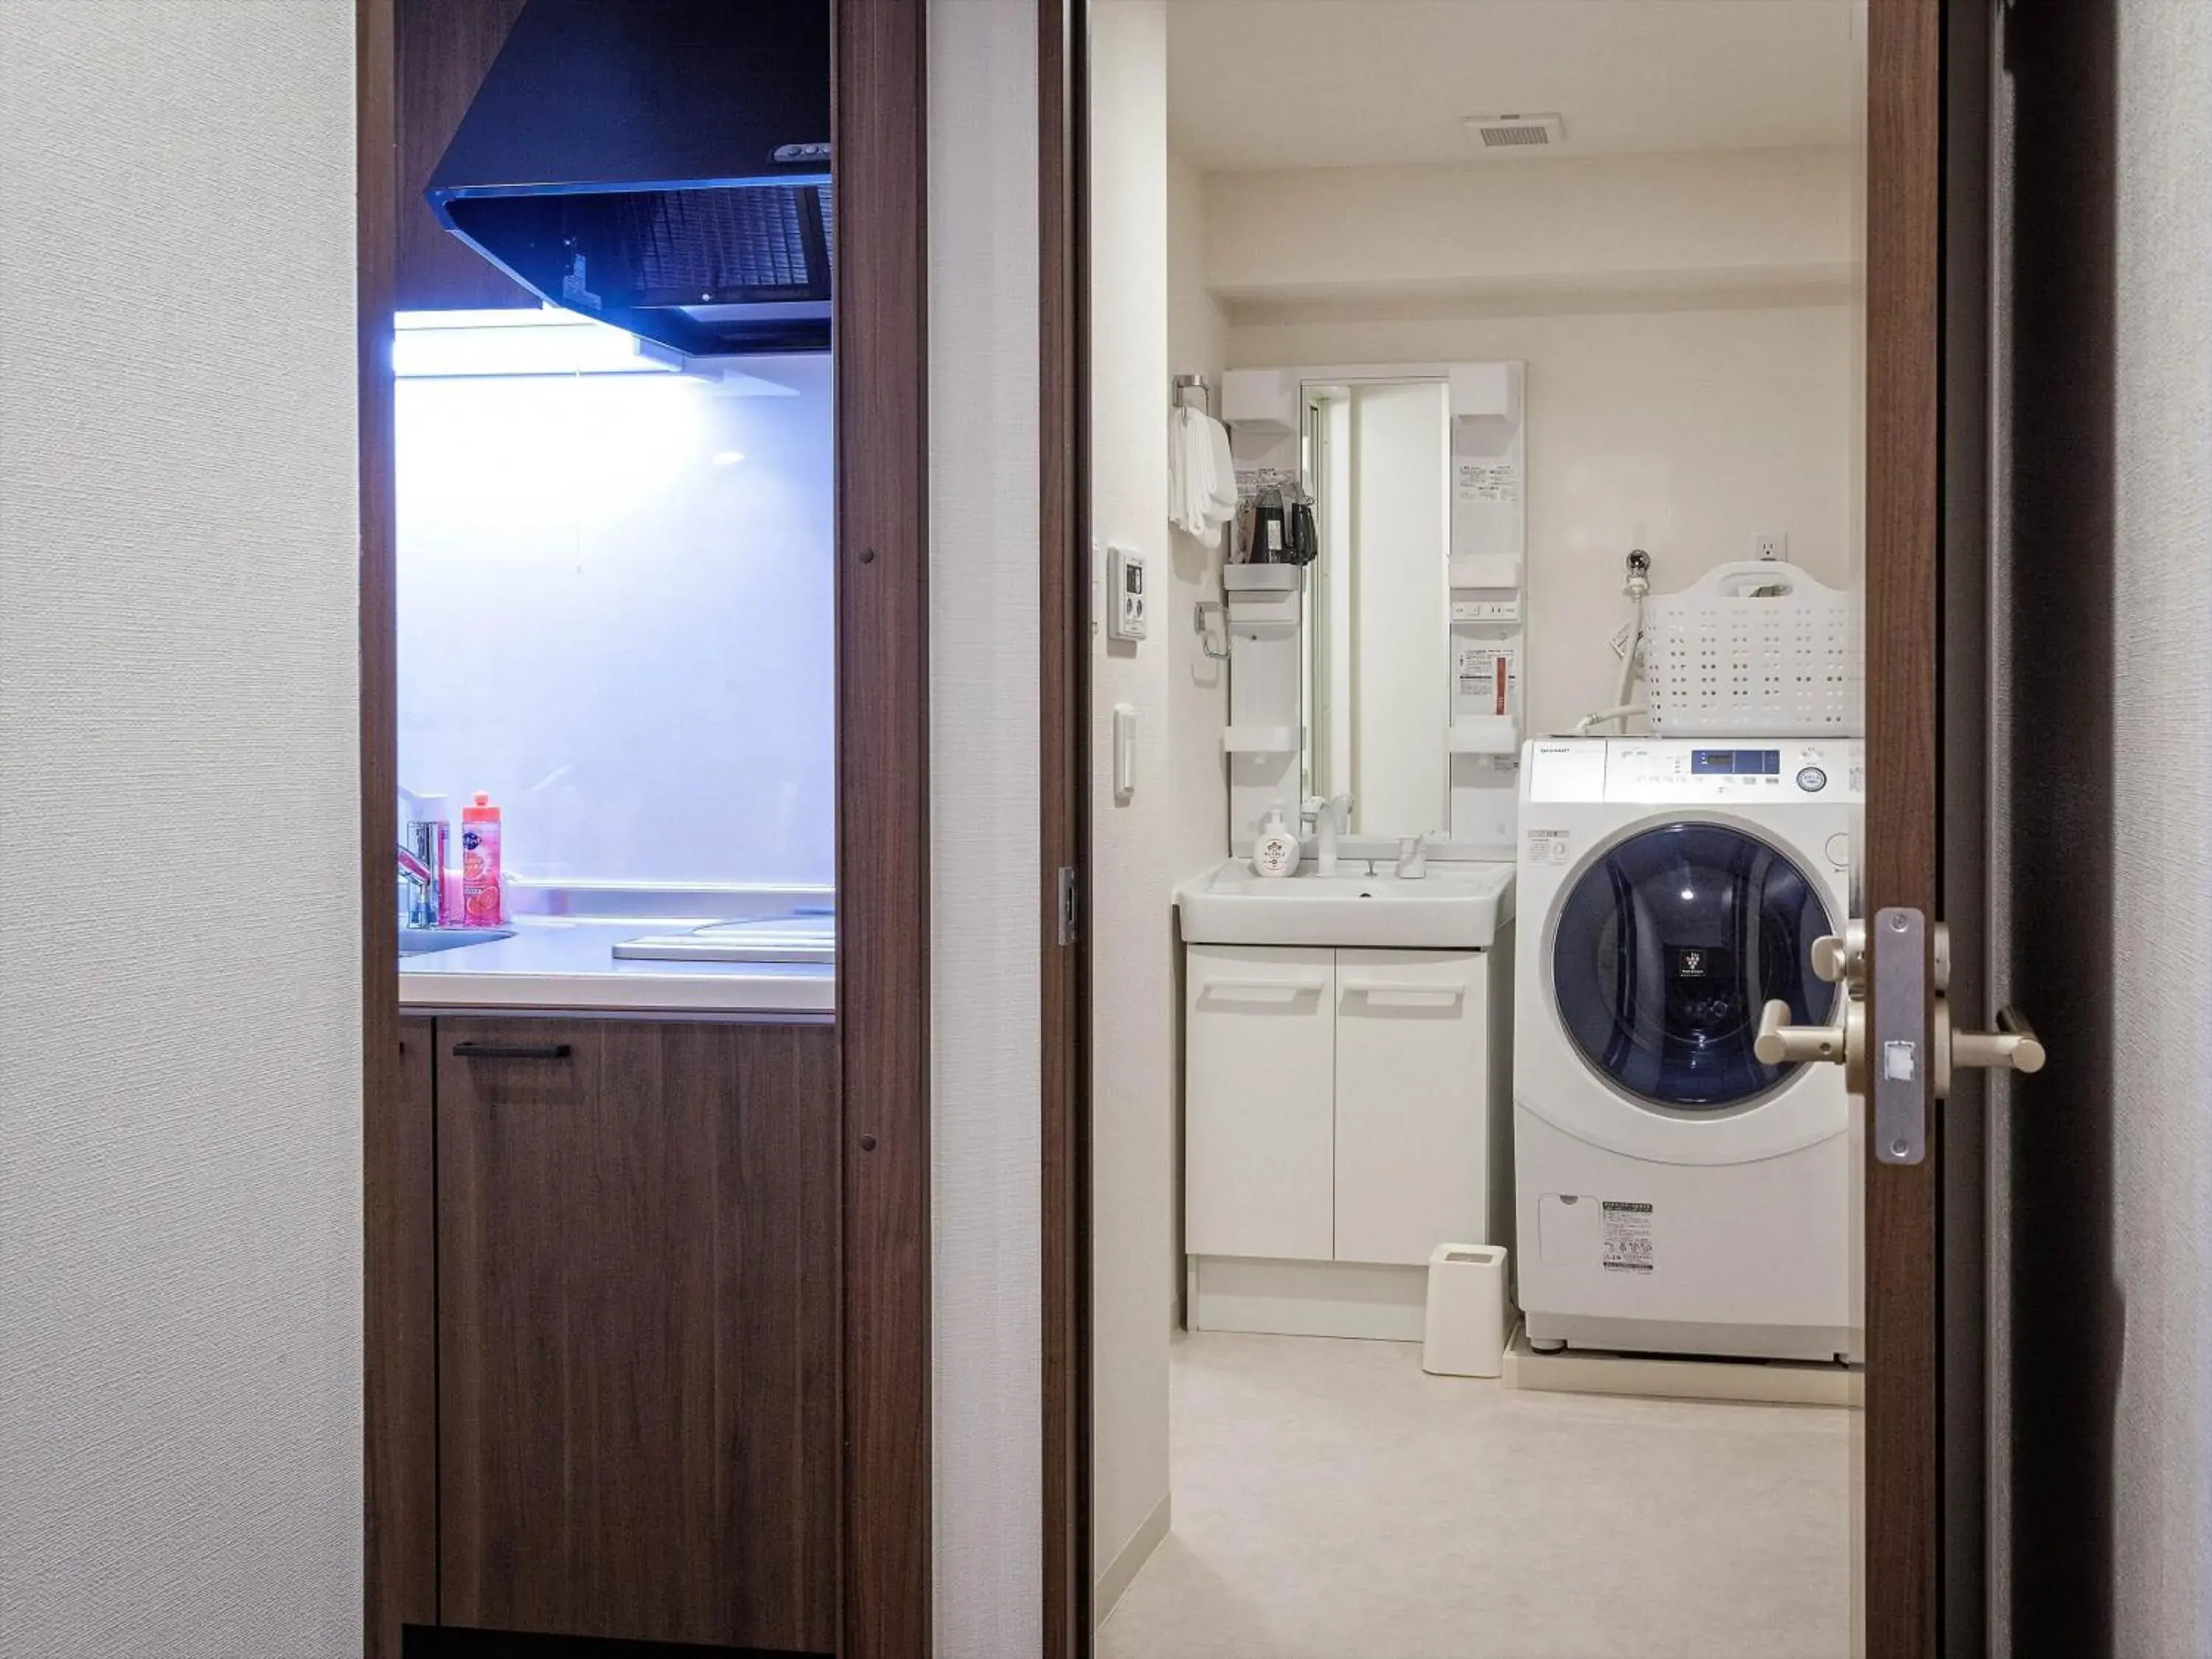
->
(1871, 906), (1927, 1165)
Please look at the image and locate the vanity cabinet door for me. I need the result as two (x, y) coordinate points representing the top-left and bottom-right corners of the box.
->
(1184, 945), (1336, 1261)
(1333, 948), (1493, 1266)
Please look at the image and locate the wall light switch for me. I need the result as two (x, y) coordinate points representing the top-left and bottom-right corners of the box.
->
(1107, 543), (1149, 641)
(1112, 703), (1138, 799)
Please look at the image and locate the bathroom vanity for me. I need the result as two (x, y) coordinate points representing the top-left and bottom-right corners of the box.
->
(1177, 358), (1528, 1343)
(1178, 863), (1514, 1341)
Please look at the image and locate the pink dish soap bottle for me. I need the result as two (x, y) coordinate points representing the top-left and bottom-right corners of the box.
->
(461, 792), (503, 927)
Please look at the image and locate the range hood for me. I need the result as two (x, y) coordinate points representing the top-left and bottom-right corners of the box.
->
(426, 0), (832, 358)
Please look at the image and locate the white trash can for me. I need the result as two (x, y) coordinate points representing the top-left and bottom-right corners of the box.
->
(1422, 1243), (1512, 1378)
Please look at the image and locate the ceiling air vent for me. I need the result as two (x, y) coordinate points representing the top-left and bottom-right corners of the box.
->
(1461, 112), (1567, 153)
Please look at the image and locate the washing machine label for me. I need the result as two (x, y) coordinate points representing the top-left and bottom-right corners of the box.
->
(1525, 827), (1573, 866)
(1601, 1200), (1655, 1273)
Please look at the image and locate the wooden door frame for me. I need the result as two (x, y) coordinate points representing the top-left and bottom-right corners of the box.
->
(1040, 2), (1092, 1657)
(358, 2), (933, 1653)
(1034, 0), (1952, 1652)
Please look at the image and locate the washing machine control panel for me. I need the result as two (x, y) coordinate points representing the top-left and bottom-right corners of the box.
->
(1527, 738), (1864, 803)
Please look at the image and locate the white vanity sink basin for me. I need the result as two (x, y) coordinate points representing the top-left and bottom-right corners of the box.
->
(1177, 859), (1515, 949)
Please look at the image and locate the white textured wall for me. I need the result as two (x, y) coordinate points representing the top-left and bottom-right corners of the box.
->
(1229, 306), (1857, 739)
(1166, 153), (1230, 892)
(2106, 1), (2212, 1646)
(1165, 150), (1229, 1315)
(1089, 0), (1176, 1611)
(0, 5), (362, 1655)
(928, 0), (1043, 1651)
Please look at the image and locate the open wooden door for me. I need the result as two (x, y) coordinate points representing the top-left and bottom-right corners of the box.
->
(1861, 1), (2026, 1652)
(1860, 0), (1947, 1651)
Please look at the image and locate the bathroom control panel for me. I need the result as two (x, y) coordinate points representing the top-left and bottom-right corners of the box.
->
(1107, 543), (1149, 641)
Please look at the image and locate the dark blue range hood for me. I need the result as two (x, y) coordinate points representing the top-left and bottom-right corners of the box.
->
(426, 0), (832, 357)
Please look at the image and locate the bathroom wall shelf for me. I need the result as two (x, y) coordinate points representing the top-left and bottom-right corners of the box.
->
(1448, 717), (1522, 756)
(1223, 726), (1301, 755)
(1450, 553), (1525, 591)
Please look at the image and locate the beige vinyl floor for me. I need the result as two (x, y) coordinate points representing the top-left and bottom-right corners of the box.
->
(1097, 1331), (1853, 1659)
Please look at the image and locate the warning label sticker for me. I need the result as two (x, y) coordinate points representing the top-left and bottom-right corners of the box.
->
(1525, 828), (1572, 866)
(1601, 1200), (1655, 1273)
(1455, 459), (1521, 504)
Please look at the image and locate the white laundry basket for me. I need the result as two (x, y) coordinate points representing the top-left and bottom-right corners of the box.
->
(1641, 560), (1863, 737)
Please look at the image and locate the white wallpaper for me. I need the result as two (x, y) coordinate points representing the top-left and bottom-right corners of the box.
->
(2107, 1), (2212, 1648)
(928, 0), (1043, 1650)
(0, 4), (362, 1655)
(1087, 0), (1177, 1610)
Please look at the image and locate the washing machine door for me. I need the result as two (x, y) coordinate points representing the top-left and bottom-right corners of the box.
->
(1547, 819), (1846, 1158)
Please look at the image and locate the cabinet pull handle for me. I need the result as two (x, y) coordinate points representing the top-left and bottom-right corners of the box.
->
(451, 1040), (573, 1060)
(1199, 978), (1328, 999)
(1340, 981), (1467, 1005)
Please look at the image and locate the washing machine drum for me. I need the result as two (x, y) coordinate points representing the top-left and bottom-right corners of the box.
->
(1552, 821), (1836, 1112)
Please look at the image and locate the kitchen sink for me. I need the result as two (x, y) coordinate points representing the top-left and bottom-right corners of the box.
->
(400, 926), (514, 957)
(1176, 860), (1514, 949)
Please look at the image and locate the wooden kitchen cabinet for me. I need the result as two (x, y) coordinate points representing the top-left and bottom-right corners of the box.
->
(367, 1018), (439, 1659)
(395, 0), (537, 313)
(434, 1015), (839, 1654)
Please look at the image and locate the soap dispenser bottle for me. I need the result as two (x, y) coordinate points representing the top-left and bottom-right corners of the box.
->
(461, 791), (504, 926)
(1252, 801), (1301, 878)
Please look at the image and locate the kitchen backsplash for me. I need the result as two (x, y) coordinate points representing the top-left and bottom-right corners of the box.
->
(397, 349), (834, 889)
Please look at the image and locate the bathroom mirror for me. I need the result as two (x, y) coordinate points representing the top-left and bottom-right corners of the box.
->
(1299, 378), (1453, 839)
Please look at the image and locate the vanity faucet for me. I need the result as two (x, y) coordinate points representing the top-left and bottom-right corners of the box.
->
(1303, 793), (1353, 876)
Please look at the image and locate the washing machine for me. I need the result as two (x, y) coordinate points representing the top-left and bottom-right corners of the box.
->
(1513, 737), (1863, 1363)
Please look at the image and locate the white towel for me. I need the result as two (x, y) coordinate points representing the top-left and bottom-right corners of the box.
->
(1169, 406), (1239, 548)
(1203, 414), (1237, 524)
(1169, 406), (1194, 532)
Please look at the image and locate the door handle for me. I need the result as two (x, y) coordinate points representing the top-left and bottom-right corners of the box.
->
(1785, 910), (2049, 1164)
(1935, 1003), (2046, 1098)
(1753, 999), (1849, 1066)
(1954, 1006), (2046, 1073)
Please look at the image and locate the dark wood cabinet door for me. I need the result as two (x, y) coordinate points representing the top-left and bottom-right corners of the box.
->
(395, 0), (535, 313)
(436, 1017), (838, 1653)
(369, 1018), (439, 1659)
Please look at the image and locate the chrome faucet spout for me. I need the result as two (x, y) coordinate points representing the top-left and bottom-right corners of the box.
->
(1302, 793), (1353, 877)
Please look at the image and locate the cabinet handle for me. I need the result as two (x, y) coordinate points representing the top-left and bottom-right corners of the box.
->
(1340, 981), (1467, 1006)
(1198, 978), (1328, 1001)
(451, 1040), (573, 1060)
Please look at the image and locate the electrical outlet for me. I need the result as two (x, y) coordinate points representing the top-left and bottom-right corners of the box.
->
(1751, 529), (1789, 563)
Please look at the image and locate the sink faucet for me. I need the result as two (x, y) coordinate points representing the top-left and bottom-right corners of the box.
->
(397, 787), (448, 928)
(397, 839), (439, 928)
(1303, 793), (1352, 877)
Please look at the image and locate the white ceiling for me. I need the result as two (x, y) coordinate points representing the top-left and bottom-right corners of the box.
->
(1166, 1), (1861, 173)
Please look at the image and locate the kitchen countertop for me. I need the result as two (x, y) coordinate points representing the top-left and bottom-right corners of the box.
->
(400, 917), (835, 1016)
